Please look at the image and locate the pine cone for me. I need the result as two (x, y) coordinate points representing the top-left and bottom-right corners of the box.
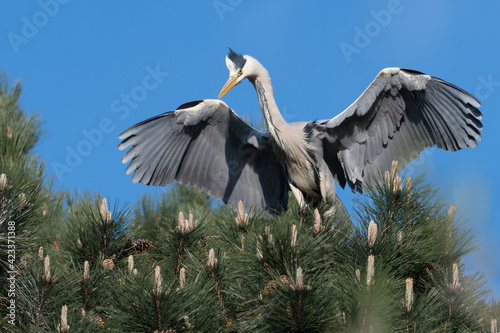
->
(263, 279), (279, 295)
(117, 238), (152, 259)
(91, 314), (105, 327)
(133, 238), (152, 253)
(102, 258), (114, 270)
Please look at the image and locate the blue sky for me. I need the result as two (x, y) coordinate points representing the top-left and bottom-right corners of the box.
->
(1, 1), (499, 299)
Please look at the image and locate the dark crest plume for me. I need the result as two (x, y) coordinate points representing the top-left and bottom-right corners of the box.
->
(228, 48), (247, 69)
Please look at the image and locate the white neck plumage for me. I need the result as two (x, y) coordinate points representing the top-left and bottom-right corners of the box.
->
(248, 60), (316, 169)
(248, 62), (287, 141)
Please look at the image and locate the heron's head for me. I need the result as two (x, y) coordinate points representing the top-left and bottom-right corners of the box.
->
(218, 48), (262, 98)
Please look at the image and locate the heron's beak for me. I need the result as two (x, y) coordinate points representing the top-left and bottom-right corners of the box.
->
(218, 75), (239, 99)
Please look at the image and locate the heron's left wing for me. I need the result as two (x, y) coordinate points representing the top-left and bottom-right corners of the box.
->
(118, 99), (288, 212)
(314, 68), (483, 191)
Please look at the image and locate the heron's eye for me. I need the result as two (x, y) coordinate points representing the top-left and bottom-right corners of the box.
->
(238, 69), (243, 76)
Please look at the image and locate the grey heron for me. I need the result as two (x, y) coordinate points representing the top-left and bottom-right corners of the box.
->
(118, 49), (483, 213)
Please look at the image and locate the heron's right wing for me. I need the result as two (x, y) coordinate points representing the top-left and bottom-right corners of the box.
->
(314, 68), (483, 192)
(118, 99), (288, 212)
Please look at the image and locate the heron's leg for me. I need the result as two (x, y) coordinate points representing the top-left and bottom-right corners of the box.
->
(319, 168), (338, 216)
(319, 169), (350, 219)
(289, 183), (307, 212)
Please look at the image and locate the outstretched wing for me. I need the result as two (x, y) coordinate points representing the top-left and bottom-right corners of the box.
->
(315, 68), (483, 191)
(118, 99), (288, 211)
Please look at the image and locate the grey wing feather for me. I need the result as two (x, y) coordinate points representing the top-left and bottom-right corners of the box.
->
(118, 99), (288, 211)
(315, 68), (483, 191)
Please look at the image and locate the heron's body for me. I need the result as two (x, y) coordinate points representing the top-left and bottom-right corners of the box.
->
(118, 50), (483, 213)
(250, 70), (321, 199)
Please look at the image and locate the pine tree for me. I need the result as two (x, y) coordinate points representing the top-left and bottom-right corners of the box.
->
(0, 74), (48, 329)
(1, 71), (499, 332)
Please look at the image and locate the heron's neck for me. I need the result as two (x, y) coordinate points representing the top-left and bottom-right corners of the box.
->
(250, 70), (288, 138)
(250, 65), (316, 170)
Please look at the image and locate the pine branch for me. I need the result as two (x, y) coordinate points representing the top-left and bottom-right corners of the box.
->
(3, 77), (498, 332)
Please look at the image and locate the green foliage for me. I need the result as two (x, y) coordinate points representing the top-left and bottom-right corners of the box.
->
(0, 75), (41, 158)
(0, 95), (45, 258)
(130, 184), (212, 242)
(109, 264), (189, 332)
(60, 192), (132, 263)
(1, 73), (499, 332)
